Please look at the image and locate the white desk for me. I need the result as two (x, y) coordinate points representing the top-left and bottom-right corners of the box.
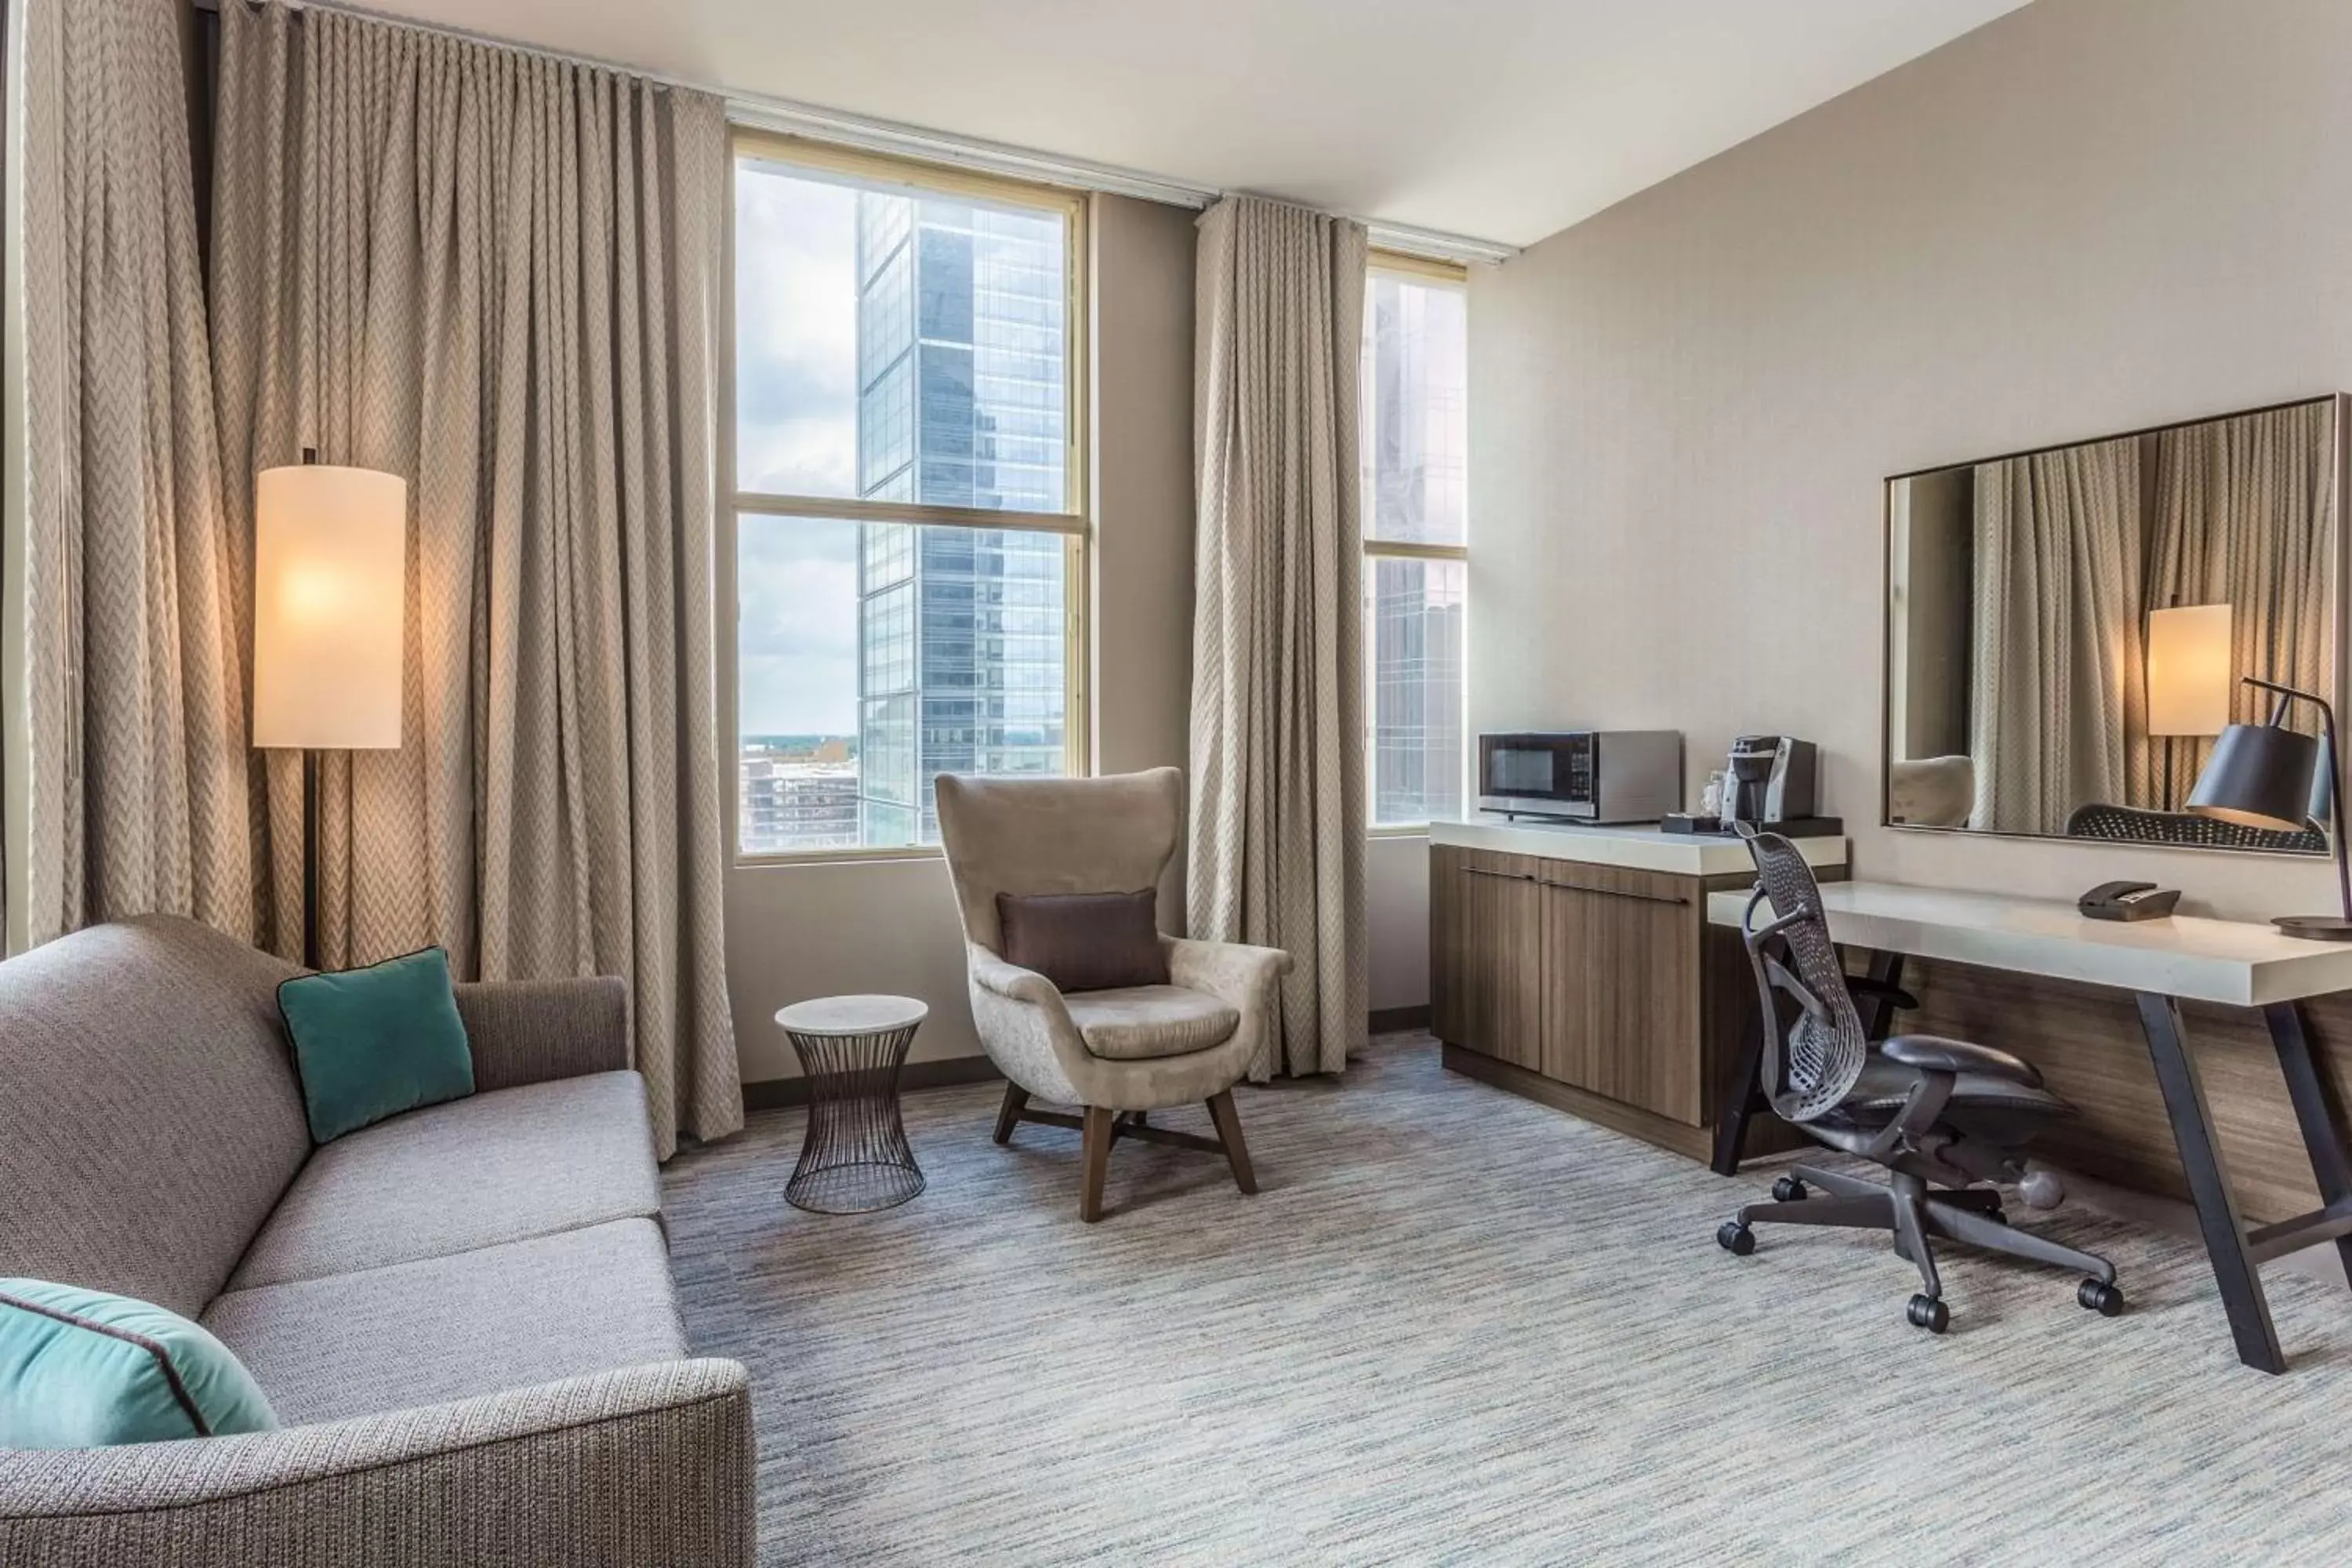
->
(1430, 817), (1846, 879)
(1703, 882), (2352, 1008)
(1707, 879), (2352, 1374)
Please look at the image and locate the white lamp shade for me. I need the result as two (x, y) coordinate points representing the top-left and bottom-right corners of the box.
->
(252, 465), (407, 750)
(2147, 603), (2234, 738)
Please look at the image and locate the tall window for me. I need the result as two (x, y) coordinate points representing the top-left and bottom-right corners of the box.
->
(728, 136), (1086, 857)
(1360, 256), (1468, 827)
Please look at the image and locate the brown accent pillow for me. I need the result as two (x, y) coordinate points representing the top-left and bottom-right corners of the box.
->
(996, 889), (1169, 994)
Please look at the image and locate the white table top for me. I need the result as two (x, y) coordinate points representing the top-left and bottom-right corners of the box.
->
(1431, 815), (1847, 878)
(1704, 880), (2352, 1007)
(775, 995), (930, 1036)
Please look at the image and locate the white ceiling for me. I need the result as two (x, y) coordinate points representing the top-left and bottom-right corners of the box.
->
(353, 0), (2031, 249)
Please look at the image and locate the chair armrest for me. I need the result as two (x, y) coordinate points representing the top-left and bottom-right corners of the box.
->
(967, 946), (1064, 1008)
(1880, 1033), (2044, 1087)
(0, 1359), (753, 1568)
(455, 975), (631, 1091)
(1162, 937), (1291, 1008)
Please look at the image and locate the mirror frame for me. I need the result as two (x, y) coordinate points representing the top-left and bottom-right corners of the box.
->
(1879, 393), (2352, 855)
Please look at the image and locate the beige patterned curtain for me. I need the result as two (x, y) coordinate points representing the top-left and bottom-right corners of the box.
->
(2149, 402), (2336, 782)
(21, 0), (257, 946)
(210, 1), (739, 1156)
(1969, 437), (2151, 836)
(1190, 197), (1367, 1079)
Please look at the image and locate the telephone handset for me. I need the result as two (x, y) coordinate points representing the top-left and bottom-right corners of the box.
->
(2078, 880), (2181, 922)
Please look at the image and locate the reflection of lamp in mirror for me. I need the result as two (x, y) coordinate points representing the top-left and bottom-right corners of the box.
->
(2186, 676), (2352, 941)
(253, 460), (408, 968)
(2147, 603), (2232, 809)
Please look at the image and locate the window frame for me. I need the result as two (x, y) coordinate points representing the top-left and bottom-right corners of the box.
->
(1362, 250), (1470, 836)
(720, 129), (1092, 866)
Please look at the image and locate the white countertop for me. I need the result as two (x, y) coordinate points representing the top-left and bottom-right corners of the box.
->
(1704, 880), (2352, 1007)
(1429, 816), (1848, 877)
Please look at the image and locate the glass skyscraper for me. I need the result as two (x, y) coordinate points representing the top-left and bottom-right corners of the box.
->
(854, 193), (1069, 844)
(1363, 274), (1468, 824)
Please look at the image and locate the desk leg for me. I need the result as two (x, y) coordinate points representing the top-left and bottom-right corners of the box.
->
(1711, 1007), (1766, 1177)
(2263, 1001), (2352, 1283)
(1859, 951), (1907, 1043)
(1711, 948), (1900, 1178)
(2136, 991), (2286, 1374)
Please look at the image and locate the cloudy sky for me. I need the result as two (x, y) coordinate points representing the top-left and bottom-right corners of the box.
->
(735, 164), (861, 737)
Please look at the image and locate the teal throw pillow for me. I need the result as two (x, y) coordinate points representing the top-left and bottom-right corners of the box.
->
(0, 1279), (278, 1448)
(279, 946), (475, 1143)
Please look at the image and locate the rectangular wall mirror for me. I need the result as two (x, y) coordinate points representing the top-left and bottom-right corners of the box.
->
(1883, 395), (2345, 853)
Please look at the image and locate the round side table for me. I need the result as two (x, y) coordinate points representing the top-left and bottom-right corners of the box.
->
(775, 996), (929, 1214)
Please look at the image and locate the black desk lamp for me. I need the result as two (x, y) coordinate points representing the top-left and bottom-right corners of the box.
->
(2186, 675), (2352, 941)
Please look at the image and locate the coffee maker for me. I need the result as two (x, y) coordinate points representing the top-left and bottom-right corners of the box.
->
(1720, 735), (1841, 837)
(1726, 735), (1813, 824)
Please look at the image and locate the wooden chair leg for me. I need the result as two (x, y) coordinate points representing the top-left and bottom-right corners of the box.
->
(993, 1083), (1029, 1145)
(1080, 1105), (1115, 1222)
(1205, 1089), (1258, 1196)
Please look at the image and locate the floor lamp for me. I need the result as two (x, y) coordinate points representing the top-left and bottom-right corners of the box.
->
(252, 462), (407, 970)
(2147, 604), (2231, 810)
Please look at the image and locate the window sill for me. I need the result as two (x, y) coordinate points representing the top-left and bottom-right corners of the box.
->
(733, 844), (945, 869)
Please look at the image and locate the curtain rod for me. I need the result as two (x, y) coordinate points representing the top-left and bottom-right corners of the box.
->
(192, 0), (1519, 266)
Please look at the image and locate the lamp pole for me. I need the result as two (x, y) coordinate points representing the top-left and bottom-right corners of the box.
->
(2243, 676), (2352, 925)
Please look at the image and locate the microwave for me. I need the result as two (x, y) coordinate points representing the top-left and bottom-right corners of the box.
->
(1477, 731), (1683, 825)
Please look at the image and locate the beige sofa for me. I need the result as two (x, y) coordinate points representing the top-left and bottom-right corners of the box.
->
(0, 916), (752, 1567)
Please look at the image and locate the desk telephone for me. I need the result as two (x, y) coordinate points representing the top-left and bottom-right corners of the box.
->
(2078, 880), (2182, 922)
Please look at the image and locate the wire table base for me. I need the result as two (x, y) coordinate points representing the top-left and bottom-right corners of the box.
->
(776, 999), (927, 1215)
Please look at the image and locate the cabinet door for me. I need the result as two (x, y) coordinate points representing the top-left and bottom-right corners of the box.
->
(1541, 869), (1704, 1123)
(1434, 853), (1545, 1071)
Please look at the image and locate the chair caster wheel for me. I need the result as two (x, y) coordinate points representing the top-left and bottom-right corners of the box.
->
(1716, 1220), (1755, 1256)
(1907, 1294), (1950, 1334)
(2078, 1279), (2124, 1317)
(1771, 1175), (1808, 1203)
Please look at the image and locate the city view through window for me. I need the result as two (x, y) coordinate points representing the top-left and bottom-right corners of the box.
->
(1362, 268), (1470, 826)
(735, 151), (1073, 855)
(733, 151), (1467, 853)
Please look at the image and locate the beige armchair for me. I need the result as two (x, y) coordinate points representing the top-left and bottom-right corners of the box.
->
(935, 768), (1290, 1221)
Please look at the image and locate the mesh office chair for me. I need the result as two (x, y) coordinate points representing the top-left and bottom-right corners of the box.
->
(2066, 800), (2327, 853)
(1714, 830), (2124, 1332)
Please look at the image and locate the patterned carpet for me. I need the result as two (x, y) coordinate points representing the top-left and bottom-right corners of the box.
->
(664, 1033), (2352, 1566)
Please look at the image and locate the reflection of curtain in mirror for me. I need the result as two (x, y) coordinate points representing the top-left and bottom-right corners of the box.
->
(1969, 437), (2150, 835)
(2147, 403), (2333, 795)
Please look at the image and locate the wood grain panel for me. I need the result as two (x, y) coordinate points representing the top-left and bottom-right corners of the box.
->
(1430, 846), (1464, 1046)
(1443, 1042), (1721, 1163)
(1432, 846), (1835, 1161)
(1540, 866), (1701, 1123)
(1430, 848), (1547, 1071)
(1902, 958), (2352, 1225)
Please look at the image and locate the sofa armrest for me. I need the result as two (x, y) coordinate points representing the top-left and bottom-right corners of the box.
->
(1163, 936), (1290, 1010)
(456, 976), (630, 1091)
(0, 1359), (753, 1568)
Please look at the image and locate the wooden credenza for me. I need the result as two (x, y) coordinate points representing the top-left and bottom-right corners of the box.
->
(1428, 821), (1848, 1160)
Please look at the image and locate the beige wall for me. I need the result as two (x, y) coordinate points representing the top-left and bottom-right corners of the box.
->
(1090, 194), (1199, 932)
(726, 192), (1200, 1083)
(1367, 833), (1431, 1014)
(1472, 0), (2352, 920)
